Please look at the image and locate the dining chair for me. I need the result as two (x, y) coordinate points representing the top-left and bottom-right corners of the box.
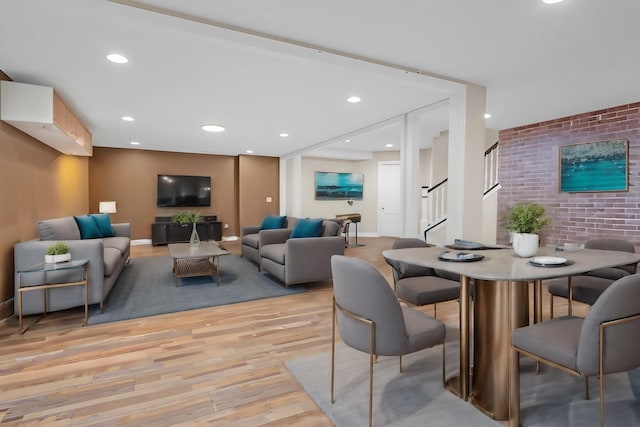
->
(383, 238), (460, 318)
(330, 255), (446, 427)
(547, 238), (637, 317)
(512, 273), (640, 427)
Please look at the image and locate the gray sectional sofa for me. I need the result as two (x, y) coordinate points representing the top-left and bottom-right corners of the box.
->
(14, 215), (131, 315)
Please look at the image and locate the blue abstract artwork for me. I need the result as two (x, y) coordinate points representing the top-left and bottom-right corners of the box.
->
(560, 139), (628, 192)
(314, 171), (364, 200)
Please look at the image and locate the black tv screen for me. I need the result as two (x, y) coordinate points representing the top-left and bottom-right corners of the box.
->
(157, 175), (211, 207)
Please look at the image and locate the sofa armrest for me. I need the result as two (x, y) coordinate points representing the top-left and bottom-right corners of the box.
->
(241, 225), (260, 237)
(112, 223), (131, 238)
(260, 228), (293, 246)
(284, 236), (345, 284)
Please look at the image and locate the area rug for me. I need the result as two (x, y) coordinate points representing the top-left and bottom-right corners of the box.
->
(88, 255), (305, 324)
(286, 327), (640, 426)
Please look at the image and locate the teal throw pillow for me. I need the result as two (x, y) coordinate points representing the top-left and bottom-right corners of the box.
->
(290, 219), (323, 238)
(74, 215), (101, 239)
(260, 215), (286, 230)
(90, 213), (115, 237)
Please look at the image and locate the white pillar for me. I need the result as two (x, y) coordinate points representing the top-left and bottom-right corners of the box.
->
(447, 83), (487, 243)
(400, 112), (421, 238)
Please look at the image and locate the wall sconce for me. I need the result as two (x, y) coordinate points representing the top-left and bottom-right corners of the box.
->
(99, 201), (117, 214)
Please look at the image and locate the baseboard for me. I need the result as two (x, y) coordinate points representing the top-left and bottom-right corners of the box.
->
(131, 239), (152, 246)
(0, 297), (14, 321)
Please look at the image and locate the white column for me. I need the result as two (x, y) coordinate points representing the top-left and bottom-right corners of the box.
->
(288, 155), (302, 217)
(447, 83), (487, 242)
(400, 112), (421, 238)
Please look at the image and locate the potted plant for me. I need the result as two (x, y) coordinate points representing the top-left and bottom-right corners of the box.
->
(45, 241), (71, 263)
(171, 211), (201, 246)
(504, 202), (551, 257)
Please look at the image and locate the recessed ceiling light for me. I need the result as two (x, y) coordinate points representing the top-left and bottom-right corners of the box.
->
(201, 124), (226, 132)
(107, 54), (128, 64)
(385, 144), (394, 148)
(347, 96), (361, 103)
(484, 113), (492, 119)
(345, 139), (351, 143)
(122, 116), (135, 122)
(542, 0), (563, 3)
(130, 141), (140, 145)
(246, 150), (254, 154)
(280, 133), (289, 138)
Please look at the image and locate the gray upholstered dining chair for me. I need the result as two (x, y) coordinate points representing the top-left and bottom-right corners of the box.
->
(330, 255), (446, 427)
(512, 274), (640, 427)
(383, 238), (460, 318)
(547, 239), (637, 317)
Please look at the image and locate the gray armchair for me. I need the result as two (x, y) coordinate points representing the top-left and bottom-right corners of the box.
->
(384, 238), (460, 318)
(259, 220), (344, 287)
(512, 273), (640, 427)
(240, 216), (298, 266)
(330, 255), (446, 427)
(548, 239), (637, 317)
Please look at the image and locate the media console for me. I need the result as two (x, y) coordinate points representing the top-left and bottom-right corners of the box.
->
(151, 216), (222, 245)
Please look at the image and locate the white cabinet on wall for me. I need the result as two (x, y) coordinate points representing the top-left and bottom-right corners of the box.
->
(0, 80), (92, 156)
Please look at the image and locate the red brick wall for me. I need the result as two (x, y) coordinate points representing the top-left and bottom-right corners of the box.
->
(497, 102), (640, 248)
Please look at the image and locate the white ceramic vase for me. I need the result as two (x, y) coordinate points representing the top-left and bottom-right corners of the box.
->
(512, 232), (539, 257)
(45, 253), (71, 264)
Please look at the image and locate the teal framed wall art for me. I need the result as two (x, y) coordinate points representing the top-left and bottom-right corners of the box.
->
(559, 139), (629, 192)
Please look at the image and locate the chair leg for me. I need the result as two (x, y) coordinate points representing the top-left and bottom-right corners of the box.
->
(585, 376), (590, 400)
(433, 303), (437, 319)
(331, 299), (336, 404)
(600, 373), (605, 427)
(441, 340), (446, 386)
(368, 320), (375, 427)
(399, 355), (403, 373)
(549, 294), (554, 319)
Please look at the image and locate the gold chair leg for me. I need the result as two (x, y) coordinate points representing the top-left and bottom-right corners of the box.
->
(433, 303), (437, 319)
(331, 299), (336, 404)
(585, 376), (590, 400)
(368, 320), (375, 427)
(549, 294), (554, 319)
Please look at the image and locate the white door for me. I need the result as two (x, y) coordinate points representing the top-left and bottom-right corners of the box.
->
(378, 162), (402, 236)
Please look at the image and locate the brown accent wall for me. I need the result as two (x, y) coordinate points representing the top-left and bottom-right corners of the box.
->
(238, 155), (280, 227)
(498, 102), (640, 248)
(0, 71), (89, 320)
(89, 147), (239, 239)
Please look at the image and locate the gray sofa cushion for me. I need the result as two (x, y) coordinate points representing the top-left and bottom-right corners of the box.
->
(241, 233), (260, 249)
(38, 217), (81, 241)
(101, 236), (130, 254)
(261, 243), (286, 264)
(321, 220), (340, 237)
(103, 247), (122, 276)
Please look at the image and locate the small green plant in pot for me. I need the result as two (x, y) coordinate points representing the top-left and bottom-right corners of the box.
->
(45, 241), (71, 263)
(171, 212), (201, 246)
(504, 202), (551, 257)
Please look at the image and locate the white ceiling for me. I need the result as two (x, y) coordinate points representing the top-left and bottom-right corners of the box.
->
(1, 1), (639, 159)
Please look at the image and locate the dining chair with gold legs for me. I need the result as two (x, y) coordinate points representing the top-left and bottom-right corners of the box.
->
(330, 255), (446, 427)
(512, 274), (640, 427)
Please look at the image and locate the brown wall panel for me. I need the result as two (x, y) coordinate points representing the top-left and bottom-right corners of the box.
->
(238, 155), (280, 227)
(89, 147), (239, 239)
(0, 92), (89, 319)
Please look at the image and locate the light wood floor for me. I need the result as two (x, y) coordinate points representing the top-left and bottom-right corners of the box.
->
(0, 238), (585, 426)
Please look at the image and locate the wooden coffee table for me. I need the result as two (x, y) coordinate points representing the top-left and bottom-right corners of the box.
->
(168, 241), (230, 286)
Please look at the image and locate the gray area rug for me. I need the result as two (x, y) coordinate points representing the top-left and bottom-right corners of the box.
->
(286, 327), (640, 426)
(88, 255), (305, 324)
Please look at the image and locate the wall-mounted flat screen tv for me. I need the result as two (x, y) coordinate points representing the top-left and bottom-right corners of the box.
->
(157, 174), (211, 207)
(314, 171), (363, 200)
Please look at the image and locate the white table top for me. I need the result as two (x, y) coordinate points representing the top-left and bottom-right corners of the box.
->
(382, 246), (640, 281)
